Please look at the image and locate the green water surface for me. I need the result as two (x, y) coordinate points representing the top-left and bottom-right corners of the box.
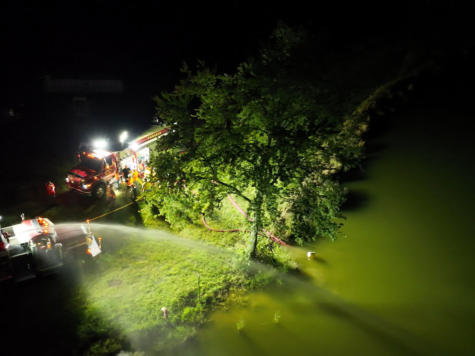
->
(189, 93), (475, 355)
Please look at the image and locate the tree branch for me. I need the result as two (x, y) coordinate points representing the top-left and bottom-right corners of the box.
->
(212, 179), (251, 203)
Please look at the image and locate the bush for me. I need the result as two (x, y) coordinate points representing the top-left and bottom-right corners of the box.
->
(86, 338), (123, 356)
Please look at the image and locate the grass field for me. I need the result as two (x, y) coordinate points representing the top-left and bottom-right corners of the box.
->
(73, 225), (271, 354)
(0, 178), (284, 354)
(69, 190), (287, 354)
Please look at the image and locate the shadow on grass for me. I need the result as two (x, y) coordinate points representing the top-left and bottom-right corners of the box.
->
(0, 263), (128, 355)
(132, 201), (144, 226)
(97, 199), (144, 227)
(29, 187), (144, 227)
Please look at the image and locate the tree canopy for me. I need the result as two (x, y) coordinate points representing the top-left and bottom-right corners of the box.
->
(145, 24), (366, 258)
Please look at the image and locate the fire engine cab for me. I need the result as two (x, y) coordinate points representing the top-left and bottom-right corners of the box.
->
(0, 217), (101, 283)
(66, 150), (119, 199)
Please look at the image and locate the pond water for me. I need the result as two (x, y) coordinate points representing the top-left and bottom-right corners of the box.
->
(186, 87), (475, 355)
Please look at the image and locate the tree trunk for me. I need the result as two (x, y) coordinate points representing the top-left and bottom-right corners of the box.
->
(248, 194), (263, 259)
(248, 218), (258, 259)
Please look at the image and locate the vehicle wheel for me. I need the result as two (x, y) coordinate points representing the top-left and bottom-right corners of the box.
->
(92, 182), (106, 199)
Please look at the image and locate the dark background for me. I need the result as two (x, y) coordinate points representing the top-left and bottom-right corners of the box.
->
(2, 1), (474, 132)
(1, 3), (475, 354)
(1, 1), (474, 204)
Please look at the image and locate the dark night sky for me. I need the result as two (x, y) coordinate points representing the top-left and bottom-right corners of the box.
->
(1, 0), (475, 201)
(3, 2), (454, 87)
(2, 1), (306, 136)
(1, 1), (474, 142)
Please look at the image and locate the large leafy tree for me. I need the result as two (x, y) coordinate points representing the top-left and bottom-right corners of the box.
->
(147, 24), (364, 258)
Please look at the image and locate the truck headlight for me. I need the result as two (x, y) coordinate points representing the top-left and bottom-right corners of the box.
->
(65, 177), (69, 183)
(82, 184), (91, 190)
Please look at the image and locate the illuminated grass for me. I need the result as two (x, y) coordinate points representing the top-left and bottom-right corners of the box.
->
(75, 231), (270, 353)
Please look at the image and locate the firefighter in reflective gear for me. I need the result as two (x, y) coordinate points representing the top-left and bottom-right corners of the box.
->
(126, 170), (143, 201)
(129, 170), (143, 187)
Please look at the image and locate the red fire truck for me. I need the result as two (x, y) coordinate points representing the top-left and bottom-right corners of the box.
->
(66, 150), (119, 199)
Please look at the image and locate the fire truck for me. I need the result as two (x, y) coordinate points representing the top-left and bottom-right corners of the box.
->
(118, 126), (170, 174)
(65, 126), (169, 199)
(0, 217), (101, 283)
(66, 150), (119, 199)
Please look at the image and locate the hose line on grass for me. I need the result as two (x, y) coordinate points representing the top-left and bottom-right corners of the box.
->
(199, 193), (288, 246)
(226, 194), (287, 246)
(87, 195), (143, 222)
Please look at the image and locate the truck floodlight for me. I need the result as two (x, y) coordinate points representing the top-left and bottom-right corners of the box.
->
(92, 138), (108, 150)
(119, 131), (128, 144)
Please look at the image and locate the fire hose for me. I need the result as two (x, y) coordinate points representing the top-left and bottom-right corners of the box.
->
(201, 193), (288, 247)
(86, 182), (287, 247)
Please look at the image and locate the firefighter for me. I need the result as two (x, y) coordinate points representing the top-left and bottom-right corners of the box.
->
(46, 181), (56, 198)
(122, 165), (131, 183)
(129, 169), (143, 187)
(126, 169), (143, 201)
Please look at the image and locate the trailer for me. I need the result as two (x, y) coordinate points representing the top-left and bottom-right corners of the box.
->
(0, 217), (101, 283)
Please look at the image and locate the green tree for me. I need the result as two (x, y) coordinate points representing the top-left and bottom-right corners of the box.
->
(147, 24), (364, 258)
